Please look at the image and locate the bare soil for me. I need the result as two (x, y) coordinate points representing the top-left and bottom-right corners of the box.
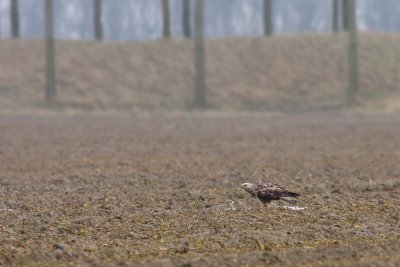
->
(0, 113), (400, 266)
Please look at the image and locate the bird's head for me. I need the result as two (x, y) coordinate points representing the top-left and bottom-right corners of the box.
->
(241, 183), (257, 196)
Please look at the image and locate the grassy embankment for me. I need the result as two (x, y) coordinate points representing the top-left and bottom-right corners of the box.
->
(1, 32), (400, 114)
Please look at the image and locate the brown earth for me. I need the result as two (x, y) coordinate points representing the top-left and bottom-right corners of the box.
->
(1, 33), (400, 113)
(0, 113), (399, 266)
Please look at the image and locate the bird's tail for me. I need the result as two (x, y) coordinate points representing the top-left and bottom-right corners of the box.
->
(283, 191), (300, 198)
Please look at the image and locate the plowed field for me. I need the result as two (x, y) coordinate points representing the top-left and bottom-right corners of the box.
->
(1, 113), (399, 266)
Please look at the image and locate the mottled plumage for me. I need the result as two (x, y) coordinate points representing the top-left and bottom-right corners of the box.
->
(241, 182), (299, 205)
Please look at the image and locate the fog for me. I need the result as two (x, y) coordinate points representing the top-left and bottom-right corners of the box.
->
(1, 0), (399, 40)
(0, 0), (399, 112)
(1, 1), (400, 265)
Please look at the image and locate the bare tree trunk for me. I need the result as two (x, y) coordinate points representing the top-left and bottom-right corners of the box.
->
(333, 0), (339, 32)
(263, 0), (272, 36)
(342, 0), (349, 31)
(193, 0), (206, 108)
(347, 0), (358, 105)
(11, 0), (20, 38)
(162, 0), (171, 38)
(94, 0), (103, 40)
(45, 0), (56, 101)
(182, 0), (191, 38)
(0, 5), (2, 38)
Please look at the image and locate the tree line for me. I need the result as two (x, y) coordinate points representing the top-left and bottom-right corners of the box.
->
(6, 0), (359, 108)
(7, 0), (355, 40)
(3, 0), (397, 40)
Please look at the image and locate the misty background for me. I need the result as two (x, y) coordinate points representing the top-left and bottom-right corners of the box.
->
(0, 0), (399, 113)
(0, 0), (398, 41)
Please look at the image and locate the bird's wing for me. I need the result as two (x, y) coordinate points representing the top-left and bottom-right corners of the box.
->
(256, 183), (288, 198)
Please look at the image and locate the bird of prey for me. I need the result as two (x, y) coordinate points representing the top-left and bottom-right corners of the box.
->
(241, 182), (299, 206)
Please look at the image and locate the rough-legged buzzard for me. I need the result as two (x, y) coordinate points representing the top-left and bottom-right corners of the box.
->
(241, 182), (299, 206)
